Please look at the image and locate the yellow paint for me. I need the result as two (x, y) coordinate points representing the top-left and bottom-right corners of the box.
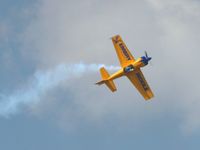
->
(96, 35), (154, 100)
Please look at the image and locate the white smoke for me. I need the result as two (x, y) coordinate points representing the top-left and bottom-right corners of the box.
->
(0, 63), (120, 118)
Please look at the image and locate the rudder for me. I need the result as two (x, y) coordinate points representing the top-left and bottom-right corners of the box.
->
(100, 67), (109, 80)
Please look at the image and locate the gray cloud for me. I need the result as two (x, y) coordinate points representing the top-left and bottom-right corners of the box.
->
(2, 0), (199, 134)
(147, 0), (200, 134)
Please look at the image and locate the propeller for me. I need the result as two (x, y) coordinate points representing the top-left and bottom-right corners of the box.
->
(144, 51), (152, 64)
(145, 51), (148, 58)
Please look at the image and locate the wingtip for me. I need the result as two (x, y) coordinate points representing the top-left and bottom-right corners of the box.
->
(110, 34), (120, 40)
(144, 95), (154, 101)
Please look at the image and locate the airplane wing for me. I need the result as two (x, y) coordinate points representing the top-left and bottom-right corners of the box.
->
(126, 69), (154, 100)
(111, 35), (135, 67)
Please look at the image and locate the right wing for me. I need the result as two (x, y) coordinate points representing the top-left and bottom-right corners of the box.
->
(111, 35), (135, 67)
(126, 69), (154, 100)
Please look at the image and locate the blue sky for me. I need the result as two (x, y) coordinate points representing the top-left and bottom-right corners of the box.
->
(0, 0), (200, 149)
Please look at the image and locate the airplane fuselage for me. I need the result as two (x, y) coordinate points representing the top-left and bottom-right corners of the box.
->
(108, 57), (148, 81)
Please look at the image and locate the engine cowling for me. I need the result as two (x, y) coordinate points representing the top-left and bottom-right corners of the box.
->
(141, 56), (149, 65)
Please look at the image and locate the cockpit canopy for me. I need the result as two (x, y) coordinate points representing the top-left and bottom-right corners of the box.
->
(124, 65), (134, 73)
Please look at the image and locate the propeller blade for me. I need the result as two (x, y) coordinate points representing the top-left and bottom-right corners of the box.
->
(145, 51), (148, 58)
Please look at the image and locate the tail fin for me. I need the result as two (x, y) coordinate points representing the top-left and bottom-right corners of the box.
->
(96, 67), (117, 92)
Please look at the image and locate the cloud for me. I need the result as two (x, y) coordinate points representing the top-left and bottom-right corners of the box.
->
(146, 0), (200, 134)
(147, 0), (200, 16)
(1, 0), (199, 134)
(19, 0), (164, 130)
(0, 63), (119, 117)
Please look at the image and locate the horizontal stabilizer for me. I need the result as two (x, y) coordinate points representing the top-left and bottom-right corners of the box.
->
(105, 80), (116, 92)
(96, 80), (105, 85)
(96, 67), (117, 92)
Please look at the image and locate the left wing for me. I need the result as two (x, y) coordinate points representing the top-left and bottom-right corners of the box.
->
(126, 69), (154, 100)
(111, 35), (135, 67)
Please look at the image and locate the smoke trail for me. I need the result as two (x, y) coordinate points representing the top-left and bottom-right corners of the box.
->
(0, 63), (120, 117)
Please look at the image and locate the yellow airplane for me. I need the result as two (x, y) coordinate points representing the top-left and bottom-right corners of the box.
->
(96, 35), (154, 100)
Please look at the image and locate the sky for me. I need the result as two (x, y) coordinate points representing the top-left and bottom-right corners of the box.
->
(0, 0), (200, 149)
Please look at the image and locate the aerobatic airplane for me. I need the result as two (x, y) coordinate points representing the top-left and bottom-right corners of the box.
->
(96, 35), (154, 100)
